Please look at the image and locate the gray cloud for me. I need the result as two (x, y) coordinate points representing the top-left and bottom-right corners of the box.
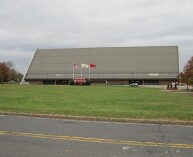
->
(0, 0), (193, 73)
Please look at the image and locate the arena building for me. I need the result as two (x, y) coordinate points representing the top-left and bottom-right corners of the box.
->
(24, 46), (179, 85)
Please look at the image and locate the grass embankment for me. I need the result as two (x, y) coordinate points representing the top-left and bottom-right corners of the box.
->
(0, 85), (193, 121)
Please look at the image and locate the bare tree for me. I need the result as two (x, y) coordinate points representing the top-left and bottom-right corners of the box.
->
(6, 61), (15, 70)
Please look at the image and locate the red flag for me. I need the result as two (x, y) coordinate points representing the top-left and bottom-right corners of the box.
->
(90, 63), (96, 68)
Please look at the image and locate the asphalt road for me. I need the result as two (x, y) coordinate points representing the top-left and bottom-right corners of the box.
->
(0, 115), (193, 157)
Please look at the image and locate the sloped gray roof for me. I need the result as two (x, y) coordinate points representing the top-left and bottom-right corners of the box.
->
(25, 46), (179, 80)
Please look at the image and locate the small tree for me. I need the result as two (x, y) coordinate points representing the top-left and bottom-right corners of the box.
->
(0, 62), (10, 83)
(181, 56), (193, 90)
(10, 69), (23, 82)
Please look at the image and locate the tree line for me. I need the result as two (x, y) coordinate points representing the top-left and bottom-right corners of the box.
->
(178, 56), (193, 90)
(0, 61), (23, 83)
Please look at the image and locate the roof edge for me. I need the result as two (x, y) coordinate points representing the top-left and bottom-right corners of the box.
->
(35, 46), (178, 51)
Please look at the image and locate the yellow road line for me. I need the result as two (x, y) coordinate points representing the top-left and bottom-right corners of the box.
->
(0, 130), (193, 149)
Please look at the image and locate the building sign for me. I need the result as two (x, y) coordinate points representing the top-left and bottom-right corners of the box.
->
(56, 74), (66, 77)
(74, 78), (86, 84)
(149, 73), (160, 76)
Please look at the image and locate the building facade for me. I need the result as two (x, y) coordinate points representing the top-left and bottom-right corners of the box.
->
(24, 46), (179, 85)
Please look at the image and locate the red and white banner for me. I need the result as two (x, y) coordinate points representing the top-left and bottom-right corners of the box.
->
(90, 63), (96, 68)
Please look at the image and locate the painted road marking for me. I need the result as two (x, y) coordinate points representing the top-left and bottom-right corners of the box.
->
(0, 130), (193, 149)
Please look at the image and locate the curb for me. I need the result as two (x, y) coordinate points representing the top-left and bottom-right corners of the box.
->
(1, 111), (193, 126)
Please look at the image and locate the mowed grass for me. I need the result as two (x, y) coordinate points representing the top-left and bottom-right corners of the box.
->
(0, 85), (193, 120)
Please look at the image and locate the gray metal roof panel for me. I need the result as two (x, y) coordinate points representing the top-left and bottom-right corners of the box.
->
(25, 46), (179, 80)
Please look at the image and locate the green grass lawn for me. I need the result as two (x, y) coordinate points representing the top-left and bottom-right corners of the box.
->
(0, 85), (193, 121)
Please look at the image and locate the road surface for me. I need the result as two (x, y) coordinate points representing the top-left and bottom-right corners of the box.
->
(0, 115), (193, 157)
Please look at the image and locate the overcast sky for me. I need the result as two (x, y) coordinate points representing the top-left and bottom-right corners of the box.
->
(0, 0), (193, 73)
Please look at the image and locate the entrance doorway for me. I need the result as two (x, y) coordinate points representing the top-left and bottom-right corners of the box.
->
(129, 80), (143, 85)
